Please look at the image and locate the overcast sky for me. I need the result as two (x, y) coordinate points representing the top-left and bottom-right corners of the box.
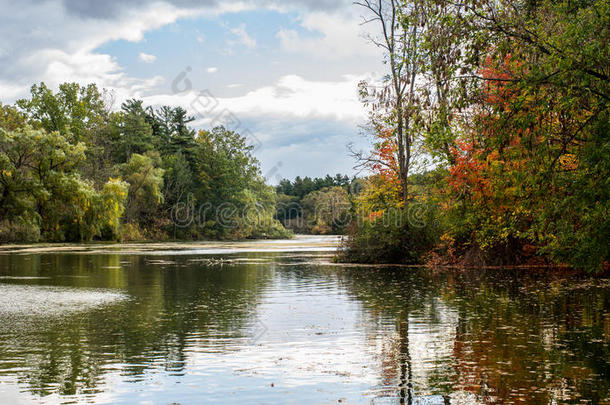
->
(0, 0), (383, 182)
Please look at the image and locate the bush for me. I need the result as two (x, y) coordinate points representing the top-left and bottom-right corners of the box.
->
(338, 203), (440, 264)
(0, 219), (40, 243)
(120, 222), (145, 242)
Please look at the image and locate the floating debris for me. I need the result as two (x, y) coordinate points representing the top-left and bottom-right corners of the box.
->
(145, 259), (176, 265)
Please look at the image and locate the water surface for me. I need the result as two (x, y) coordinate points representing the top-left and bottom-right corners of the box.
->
(0, 236), (608, 404)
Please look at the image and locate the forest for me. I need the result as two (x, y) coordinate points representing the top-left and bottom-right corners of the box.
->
(1, 1), (608, 403)
(0, 83), (290, 242)
(1, 0), (608, 273)
(339, 0), (610, 272)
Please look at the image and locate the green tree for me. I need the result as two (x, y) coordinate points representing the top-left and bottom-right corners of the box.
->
(3, 84), (291, 243)
(15, 82), (117, 186)
(119, 152), (164, 224)
(190, 127), (288, 239)
(109, 99), (155, 163)
(16, 82), (107, 143)
(162, 152), (193, 210)
(302, 186), (351, 234)
(0, 126), (126, 242)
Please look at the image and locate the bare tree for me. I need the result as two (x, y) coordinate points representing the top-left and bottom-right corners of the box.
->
(355, 0), (424, 204)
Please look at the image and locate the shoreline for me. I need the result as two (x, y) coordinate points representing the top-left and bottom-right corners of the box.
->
(2, 236), (606, 275)
(0, 234), (343, 255)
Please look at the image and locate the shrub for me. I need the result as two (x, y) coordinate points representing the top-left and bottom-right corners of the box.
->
(0, 218), (40, 243)
(338, 203), (440, 264)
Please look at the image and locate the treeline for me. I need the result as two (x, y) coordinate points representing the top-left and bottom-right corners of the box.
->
(0, 83), (289, 242)
(274, 175), (361, 234)
(340, 0), (610, 271)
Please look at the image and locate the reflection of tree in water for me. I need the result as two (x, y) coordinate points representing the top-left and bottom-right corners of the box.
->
(0, 253), (274, 397)
(334, 267), (455, 404)
(0, 254), (608, 403)
(397, 310), (413, 405)
(334, 266), (609, 404)
(256, 264), (424, 402)
(446, 268), (610, 404)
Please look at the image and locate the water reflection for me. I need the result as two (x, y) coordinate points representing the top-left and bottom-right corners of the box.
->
(338, 267), (610, 403)
(0, 251), (608, 404)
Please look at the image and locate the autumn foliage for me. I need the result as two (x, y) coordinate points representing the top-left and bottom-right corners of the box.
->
(346, 0), (610, 271)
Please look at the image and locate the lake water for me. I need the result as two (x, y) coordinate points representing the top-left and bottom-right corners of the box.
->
(0, 236), (608, 404)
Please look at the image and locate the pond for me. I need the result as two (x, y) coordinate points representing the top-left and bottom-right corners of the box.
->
(0, 236), (608, 404)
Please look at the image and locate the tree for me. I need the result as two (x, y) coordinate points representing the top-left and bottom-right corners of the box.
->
(418, 0), (475, 164)
(0, 126), (126, 242)
(97, 178), (129, 240)
(162, 152), (193, 210)
(3, 83), (292, 243)
(147, 105), (196, 156)
(470, 0), (610, 270)
(15, 82), (117, 186)
(187, 126), (289, 239)
(0, 103), (27, 131)
(120, 152), (164, 224)
(355, 0), (426, 203)
(16, 82), (107, 143)
(302, 186), (351, 234)
(442, 0), (610, 269)
(111, 99), (155, 163)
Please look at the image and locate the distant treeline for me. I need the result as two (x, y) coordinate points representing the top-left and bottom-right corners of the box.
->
(274, 175), (362, 234)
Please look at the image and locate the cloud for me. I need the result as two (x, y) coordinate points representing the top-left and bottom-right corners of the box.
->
(0, 81), (29, 102)
(276, 11), (379, 60)
(241, 115), (370, 182)
(0, 0), (376, 179)
(144, 74), (370, 124)
(138, 52), (157, 63)
(55, 0), (351, 19)
(207, 67), (218, 73)
(0, 0), (196, 102)
(228, 24), (256, 49)
(0, 0), (375, 104)
(134, 73), (368, 179)
(138, 73), (372, 180)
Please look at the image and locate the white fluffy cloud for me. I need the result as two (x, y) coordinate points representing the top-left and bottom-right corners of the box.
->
(276, 11), (380, 60)
(0, 0), (377, 106)
(139, 52), (157, 63)
(144, 74), (370, 124)
(221, 74), (365, 121)
(0, 1), (198, 101)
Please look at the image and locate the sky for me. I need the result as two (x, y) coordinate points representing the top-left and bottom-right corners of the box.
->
(0, 0), (384, 183)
